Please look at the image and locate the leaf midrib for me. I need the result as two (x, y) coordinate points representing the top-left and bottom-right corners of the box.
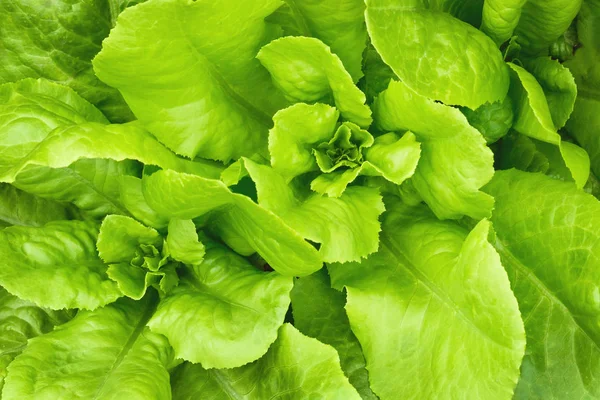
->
(380, 236), (515, 351)
(92, 295), (158, 399)
(495, 237), (600, 352)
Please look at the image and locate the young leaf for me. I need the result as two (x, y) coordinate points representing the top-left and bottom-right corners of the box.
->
(481, 0), (527, 45)
(508, 63), (590, 188)
(266, 0), (367, 81)
(171, 324), (361, 399)
(165, 219), (205, 266)
(328, 201), (526, 400)
(2, 296), (173, 400)
(141, 169), (323, 276)
(484, 170), (600, 399)
(373, 80), (495, 220)
(0, 221), (121, 310)
(149, 238), (292, 369)
(258, 37), (372, 127)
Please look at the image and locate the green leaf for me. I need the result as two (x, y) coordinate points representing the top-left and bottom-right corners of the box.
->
(171, 324), (360, 399)
(149, 238), (292, 368)
(0, 287), (73, 393)
(0, 121), (215, 217)
(523, 57), (577, 130)
(269, 103), (340, 182)
(119, 175), (170, 229)
(461, 97), (514, 144)
(359, 42), (397, 103)
(258, 37), (372, 127)
(266, 0), (367, 81)
(0, 2), (134, 122)
(514, 0), (583, 55)
(165, 219), (205, 266)
(508, 63), (590, 188)
(373, 80), (495, 220)
(243, 159), (385, 263)
(291, 270), (377, 399)
(328, 200), (526, 400)
(97, 215), (162, 264)
(311, 131), (421, 198)
(0, 221), (121, 310)
(565, 0), (600, 178)
(484, 169), (600, 399)
(93, 0), (288, 161)
(365, 0), (509, 109)
(481, 0), (527, 45)
(0, 184), (78, 228)
(2, 296), (173, 400)
(0, 79), (108, 176)
(141, 169), (322, 276)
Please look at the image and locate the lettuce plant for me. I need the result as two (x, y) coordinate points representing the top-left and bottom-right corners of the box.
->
(0, 0), (599, 399)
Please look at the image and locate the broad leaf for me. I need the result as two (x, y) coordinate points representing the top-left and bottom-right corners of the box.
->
(141, 169), (323, 276)
(0, 184), (78, 228)
(291, 270), (377, 399)
(329, 200), (526, 400)
(373, 80), (495, 220)
(484, 170), (600, 399)
(149, 238), (292, 368)
(0, 221), (121, 310)
(0, 287), (73, 393)
(0, 1), (134, 122)
(514, 0), (583, 55)
(461, 97), (514, 144)
(2, 296), (173, 400)
(94, 0), (288, 161)
(365, 0), (509, 109)
(171, 324), (360, 399)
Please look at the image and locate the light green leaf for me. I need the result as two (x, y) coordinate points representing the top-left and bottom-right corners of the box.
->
(165, 219), (205, 266)
(3, 296), (173, 400)
(258, 37), (371, 127)
(311, 131), (421, 198)
(461, 97), (514, 144)
(149, 238), (292, 368)
(0, 287), (74, 393)
(565, 0), (600, 178)
(481, 0), (527, 45)
(514, 0), (583, 55)
(94, 0), (288, 161)
(0, 2), (134, 122)
(328, 200), (525, 400)
(373, 80), (495, 220)
(484, 169), (600, 399)
(0, 184), (78, 228)
(365, 0), (509, 109)
(508, 63), (590, 188)
(142, 169), (322, 276)
(97, 215), (162, 264)
(267, 0), (367, 81)
(171, 324), (360, 399)
(291, 270), (377, 399)
(119, 176), (169, 229)
(269, 103), (339, 182)
(523, 57), (578, 130)
(0, 79), (108, 176)
(243, 159), (385, 263)
(0, 221), (121, 310)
